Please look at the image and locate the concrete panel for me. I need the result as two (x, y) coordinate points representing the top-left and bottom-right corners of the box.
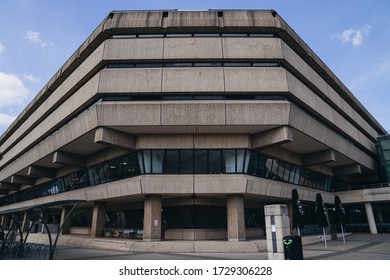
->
(161, 101), (225, 126)
(281, 42), (379, 138)
(106, 179), (142, 198)
(94, 127), (136, 150)
(1, 74), (100, 165)
(289, 105), (377, 171)
(245, 175), (335, 204)
(252, 126), (293, 149)
(0, 108), (99, 181)
(110, 11), (163, 28)
(141, 175), (193, 195)
(222, 10), (276, 27)
(194, 134), (251, 149)
(137, 134), (194, 149)
(194, 174), (247, 194)
(226, 101), (291, 126)
(302, 150), (336, 167)
(98, 68), (162, 93)
(164, 37), (222, 59)
(286, 70), (375, 156)
(225, 68), (289, 92)
(338, 187), (390, 204)
(28, 166), (57, 178)
(167, 10), (218, 27)
(162, 68), (224, 92)
(103, 38), (163, 60)
(223, 37), (283, 59)
(97, 102), (161, 126)
(0, 45), (104, 156)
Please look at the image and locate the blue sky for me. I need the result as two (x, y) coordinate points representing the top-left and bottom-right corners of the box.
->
(0, 0), (389, 136)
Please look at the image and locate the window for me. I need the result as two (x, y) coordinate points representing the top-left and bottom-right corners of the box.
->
(152, 150), (164, 174)
(180, 150), (193, 174)
(166, 150), (179, 174)
(194, 150), (207, 173)
(223, 150), (236, 173)
(209, 150), (222, 174)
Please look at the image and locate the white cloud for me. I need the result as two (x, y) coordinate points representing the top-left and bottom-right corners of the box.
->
(334, 25), (371, 47)
(23, 73), (41, 83)
(0, 72), (30, 108)
(0, 43), (5, 54)
(25, 31), (53, 47)
(0, 112), (16, 126)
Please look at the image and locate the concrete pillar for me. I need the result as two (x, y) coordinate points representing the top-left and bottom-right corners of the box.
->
(264, 204), (291, 260)
(365, 203), (378, 234)
(227, 194), (246, 241)
(91, 201), (107, 237)
(1, 215), (10, 229)
(60, 206), (73, 235)
(21, 212), (32, 232)
(143, 195), (162, 241)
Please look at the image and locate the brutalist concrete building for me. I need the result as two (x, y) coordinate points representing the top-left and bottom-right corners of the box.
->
(1, 10), (389, 242)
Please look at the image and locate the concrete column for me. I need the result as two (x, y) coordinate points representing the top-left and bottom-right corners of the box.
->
(91, 201), (107, 237)
(1, 215), (10, 229)
(143, 195), (162, 241)
(264, 204), (291, 260)
(365, 203), (378, 234)
(21, 212), (32, 232)
(227, 194), (246, 241)
(60, 206), (73, 235)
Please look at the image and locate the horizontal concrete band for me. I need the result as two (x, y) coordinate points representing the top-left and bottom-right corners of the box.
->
(0, 100), (378, 182)
(0, 174), (337, 213)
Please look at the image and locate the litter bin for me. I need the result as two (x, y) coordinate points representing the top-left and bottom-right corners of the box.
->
(283, 235), (304, 260)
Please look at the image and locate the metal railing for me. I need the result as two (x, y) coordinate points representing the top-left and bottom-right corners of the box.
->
(0, 241), (50, 260)
(338, 182), (390, 192)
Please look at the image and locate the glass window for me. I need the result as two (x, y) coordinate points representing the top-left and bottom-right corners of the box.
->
(138, 34), (164, 38)
(223, 62), (251, 67)
(223, 150), (236, 173)
(142, 150), (151, 173)
(98, 163), (110, 183)
(209, 150), (222, 174)
(194, 150), (208, 173)
(165, 33), (192, 37)
(129, 153), (141, 176)
(165, 63), (193, 67)
(88, 167), (99, 185)
(236, 150), (245, 173)
(180, 150), (193, 174)
(247, 151), (258, 175)
(256, 154), (268, 177)
(152, 150), (164, 173)
(166, 150), (179, 174)
(108, 158), (124, 181)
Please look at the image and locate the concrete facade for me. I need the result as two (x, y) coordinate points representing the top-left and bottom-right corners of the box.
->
(0, 10), (389, 244)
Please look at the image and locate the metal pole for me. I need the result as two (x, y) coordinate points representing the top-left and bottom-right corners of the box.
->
(322, 227), (327, 248)
(340, 222), (346, 244)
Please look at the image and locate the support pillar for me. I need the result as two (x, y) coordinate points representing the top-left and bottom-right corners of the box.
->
(91, 201), (107, 237)
(365, 202), (378, 234)
(60, 206), (73, 235)
(21, 212), (32, 232)
(143, 195), (162, 241)
(264, 204), (291, 260)
(227, 194), (246, 241)
(1, 215), (10, 229)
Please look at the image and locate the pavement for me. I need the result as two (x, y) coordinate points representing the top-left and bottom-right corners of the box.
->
(53, 233), (390, 260)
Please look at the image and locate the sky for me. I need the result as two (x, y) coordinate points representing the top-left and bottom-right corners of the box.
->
(0, 0), (389, 136)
